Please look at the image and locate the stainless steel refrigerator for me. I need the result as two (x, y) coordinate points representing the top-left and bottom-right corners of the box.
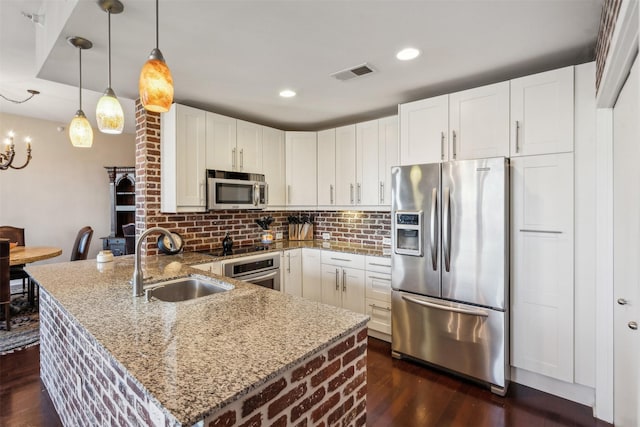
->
(390, 157), (509, 395)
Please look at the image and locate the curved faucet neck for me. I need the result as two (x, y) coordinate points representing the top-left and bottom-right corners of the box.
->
(133, 227), (176, 297)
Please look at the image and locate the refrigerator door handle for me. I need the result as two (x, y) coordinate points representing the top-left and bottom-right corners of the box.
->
(443, 187), (451, 272)
(402, 294), (489, 318)
(430, 188), (438, 271)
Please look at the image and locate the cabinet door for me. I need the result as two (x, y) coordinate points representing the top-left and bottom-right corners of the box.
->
(449, 81), (510, 160)
(237, 120), (263, 173)
(283, 249), (302, 297)
(302, 248), (322, 302)
(341, 267), (365, 314)
(356, 119), (379, 206)
(262, 126), (286, 207)
(399, 95), (449, 165)
(205, 112), (236, 171)
(317, 129), (336, 206)
(510, 66), (574, 156)
(321, 265), (342, 307)
(172, 104), (207, 210)
(366, 299), (392, 335)
(378, 116), (399, 205)
(335, 125), (357, 206)
(511, 153), (574, 382)
(285, 132), (317, 206)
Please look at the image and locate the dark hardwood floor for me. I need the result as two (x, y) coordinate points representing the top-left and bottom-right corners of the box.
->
(0, 338), (610, 427)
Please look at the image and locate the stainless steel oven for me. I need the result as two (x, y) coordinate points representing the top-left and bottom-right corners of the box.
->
(222, 252), (280, 291)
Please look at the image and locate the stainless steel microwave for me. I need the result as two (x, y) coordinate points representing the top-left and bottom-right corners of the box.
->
(207, 170), (267, 210)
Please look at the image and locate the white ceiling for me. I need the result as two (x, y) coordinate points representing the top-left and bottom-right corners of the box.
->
(0, 0), (604, 134)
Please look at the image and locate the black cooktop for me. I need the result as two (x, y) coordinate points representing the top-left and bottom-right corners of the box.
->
(201, 244), (271, 257)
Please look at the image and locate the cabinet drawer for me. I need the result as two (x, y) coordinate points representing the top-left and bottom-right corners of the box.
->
(366, 298), (391, 334)
(365, 255), (391, 273)
(365, 272), (391, 302)
(321, 251), (364, 269)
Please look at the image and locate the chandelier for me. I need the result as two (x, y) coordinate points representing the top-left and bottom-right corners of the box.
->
(1, 131), (32, 170)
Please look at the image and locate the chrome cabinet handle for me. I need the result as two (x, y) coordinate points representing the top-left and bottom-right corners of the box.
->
(629, 321), (638, 330)
(335, 268), (339, 291)
(443, 187), (451, 272)
(199, 179), (205, 204)
(357, 183), (361, 204)
(330, 184), (334, 204)
(369, 304), (391, 312)
(287, 185), (291, 204)
(440, 131), (445, 160)
(330, 257), (351, 262)
(240, 148), (244, 169)
(430, 187), (438, 271)
(287, 253), (291, 273)
(368, 275), (390, 281)
(232, 147), (236, 169)
(342, 270), (347, 292)
(350, 183), (354, 204)
(452, 130), (457, 159)
(368, 263), (390, 267)
(618, 298), (629, 305)
(379, 182), (384, 204)
(515, 120), (521, 153)
(519, 229), (563, 234)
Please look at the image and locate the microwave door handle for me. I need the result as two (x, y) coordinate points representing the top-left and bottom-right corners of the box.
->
(254, 183), (259, 206)
(443, 187), (451, 272)
(265, 184), (269, 205)
(430, 188), (438, 271)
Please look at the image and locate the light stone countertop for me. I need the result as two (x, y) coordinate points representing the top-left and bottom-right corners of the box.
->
(27, 253), (369, 425)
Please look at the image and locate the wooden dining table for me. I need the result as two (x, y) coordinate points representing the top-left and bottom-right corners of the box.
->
(9, 246), (62, 304)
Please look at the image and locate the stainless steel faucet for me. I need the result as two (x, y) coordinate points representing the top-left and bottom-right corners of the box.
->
(132, 227), (177, 297)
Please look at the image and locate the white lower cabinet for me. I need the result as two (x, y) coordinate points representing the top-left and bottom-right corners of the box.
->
(302, 248), (322, 302)
(365, 256), (392, 340)
(320, 251), (365, 314)
(282, 249), (302, 297)
(511, 153), (574, 382)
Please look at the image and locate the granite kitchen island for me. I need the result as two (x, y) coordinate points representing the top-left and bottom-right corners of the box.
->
(27, 253), (369, 426)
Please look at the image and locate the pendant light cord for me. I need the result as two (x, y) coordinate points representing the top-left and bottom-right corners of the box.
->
(155, 0), (159, 49)
(108, 10), (112, 88)
(78, 47), (83, 110)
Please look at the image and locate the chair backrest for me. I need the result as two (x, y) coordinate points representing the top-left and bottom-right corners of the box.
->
(1, 239), (10, 304)
(71, 226), (93, 261)
(122, 223), (136, 255)
(0, 226), (25, 246)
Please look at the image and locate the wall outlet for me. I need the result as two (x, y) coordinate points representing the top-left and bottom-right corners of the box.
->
(382, 237), (391, 246)
(276, 232), (283, 240)
(322, 232), (331, 240)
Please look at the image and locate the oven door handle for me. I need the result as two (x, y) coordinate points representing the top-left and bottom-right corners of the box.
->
(239, 270), (279, 282)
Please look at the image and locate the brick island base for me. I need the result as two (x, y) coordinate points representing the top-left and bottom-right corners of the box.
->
(39, 289), (367, 426)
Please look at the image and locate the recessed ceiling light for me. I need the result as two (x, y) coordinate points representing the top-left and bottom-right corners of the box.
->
(396, 48), (420, 61)
(279, 89), (296, 98)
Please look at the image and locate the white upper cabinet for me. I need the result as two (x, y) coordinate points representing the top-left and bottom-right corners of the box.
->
(285, 132), (317, 206)
(161, 103), (207, 213)
(335, 125), (357, 206)
(205, 112), (237, 171)
(400, 94), (449, 165)
(510, 66), (574, 156)
(449, 81), (510, 160)
(262, 126), (285, 207)
(378, 116), (399, 205)
(317, 129), (336, 206)
(356, 119), (380, 206)
(236, 120), (263, 173)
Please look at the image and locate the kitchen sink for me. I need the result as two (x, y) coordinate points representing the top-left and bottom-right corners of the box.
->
(145, 276), (233, 302)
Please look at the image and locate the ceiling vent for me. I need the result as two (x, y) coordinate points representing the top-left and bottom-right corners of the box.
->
(331, 63), (376, 81)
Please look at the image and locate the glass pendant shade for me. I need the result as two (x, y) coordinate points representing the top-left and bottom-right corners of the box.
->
(139, 48), (174, 113)
(96, 87), (124, 134)
(69, 110), (94, 148)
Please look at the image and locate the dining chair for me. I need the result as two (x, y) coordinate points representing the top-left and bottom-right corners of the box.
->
(70, 226), (93, 261)
(0, 226), (30, 296)
(1, 239), (11, 330)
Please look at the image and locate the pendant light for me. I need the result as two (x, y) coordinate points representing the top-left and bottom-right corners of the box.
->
(68, 36), (94, 148)
(96, 0), (124, 134)
(139, 0), (174, 113)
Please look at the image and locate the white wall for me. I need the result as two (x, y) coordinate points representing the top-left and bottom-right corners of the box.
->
(0, 112), (135, 262)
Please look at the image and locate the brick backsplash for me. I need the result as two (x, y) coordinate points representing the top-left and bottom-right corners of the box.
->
(134, 100), (391, 255)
